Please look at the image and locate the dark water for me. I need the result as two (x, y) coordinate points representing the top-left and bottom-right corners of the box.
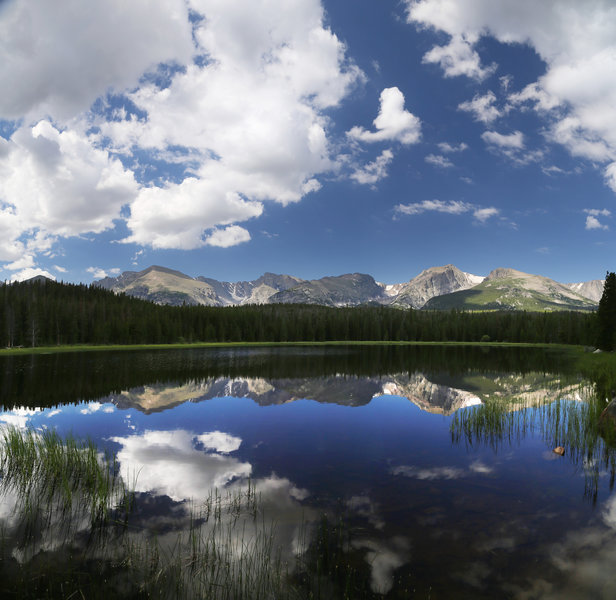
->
(1, 345), (615, 598)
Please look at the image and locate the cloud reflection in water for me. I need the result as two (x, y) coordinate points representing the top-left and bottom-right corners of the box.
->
(109, 429), (252, 501)
(351, 536), (411, 594)
(109, 426), (318, 567)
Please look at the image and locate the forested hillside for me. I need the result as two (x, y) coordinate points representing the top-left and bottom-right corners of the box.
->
(0, 278), (598, 347)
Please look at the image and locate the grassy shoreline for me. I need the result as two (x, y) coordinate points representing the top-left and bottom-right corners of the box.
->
(0, 339), (591, 356)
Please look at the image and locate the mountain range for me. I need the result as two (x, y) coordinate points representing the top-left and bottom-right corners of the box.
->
(95, 264), (603, 311)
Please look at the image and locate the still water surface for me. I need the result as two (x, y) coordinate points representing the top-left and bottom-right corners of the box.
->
(1, 345), (615, 598)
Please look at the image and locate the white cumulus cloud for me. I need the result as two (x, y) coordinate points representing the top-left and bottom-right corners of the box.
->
(87, 267), (120, 280)
(585, 216), (608, 231)
(127, 179), (262, 250)
(347, 87), (421, 145)
(584, 209), (610, 231)
(438, 142), (468, 153)
(395, 199), (473, 216)
(425, 154), (454, 168)
(482, 130), (544, 166)
(458, 91), (503, 124)
(0, 120), (138, 259)
(473, 207), (500, 223)
(111, 0), (362, 248)
(0, 0), (365, 263)
(5, 255), (35, 271)
(421, 33), (495, 81)
(0, 0), (194, 122)
(205, 225), (252, 248)
(350, 149), (394, 185)
(395, 199), (500, 224)
(406, 0), (616, 192)
(584, 209), (611, 218)
(481, 130), (524, 149)
(604, 162), (616, 193)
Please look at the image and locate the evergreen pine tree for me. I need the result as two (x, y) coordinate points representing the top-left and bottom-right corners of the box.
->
(597, 271), (616, 351)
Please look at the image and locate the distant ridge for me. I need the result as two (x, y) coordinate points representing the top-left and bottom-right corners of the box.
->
(387, 264), (484, 308)
(269, 273), (385, 306)
(196, 272), (304, 306)
(94, 264), (602, 311)
(96, 266), (305, 307)
(425, 268), (597, 311)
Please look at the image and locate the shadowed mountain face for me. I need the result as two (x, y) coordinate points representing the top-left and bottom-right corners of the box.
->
(269, 273), (387, 306)
(94, 265), (601, 311)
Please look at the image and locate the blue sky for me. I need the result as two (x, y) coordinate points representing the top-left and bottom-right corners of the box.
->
(0, 0), (615, 285)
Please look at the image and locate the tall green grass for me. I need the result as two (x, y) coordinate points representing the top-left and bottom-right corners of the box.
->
(119, 488), (294, 600)
(0, 428), (358, 599)
(451, 383), (616, 501)
(0, 426), (130, 526)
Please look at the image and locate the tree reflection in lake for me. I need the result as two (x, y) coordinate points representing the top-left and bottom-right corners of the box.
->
(0, 344), (578, 410)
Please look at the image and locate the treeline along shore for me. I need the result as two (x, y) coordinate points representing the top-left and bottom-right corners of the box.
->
(0, 278), (602, 348)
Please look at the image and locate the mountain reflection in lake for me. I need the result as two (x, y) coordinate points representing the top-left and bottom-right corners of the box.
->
(1, 345), (616, 599)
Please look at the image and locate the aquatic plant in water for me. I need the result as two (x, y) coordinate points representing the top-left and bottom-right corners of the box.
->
(450, 382), (616, 501)
(0, 426), (129, 527)
(0, 428), (365, 599)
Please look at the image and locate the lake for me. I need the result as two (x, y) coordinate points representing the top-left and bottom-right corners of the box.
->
(1, 345), (615, 598)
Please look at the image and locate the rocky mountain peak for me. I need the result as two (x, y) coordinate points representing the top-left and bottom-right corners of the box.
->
(485, 267), (526, 281)
(391, 264), (484, 308)
(141, 265), (193, 280)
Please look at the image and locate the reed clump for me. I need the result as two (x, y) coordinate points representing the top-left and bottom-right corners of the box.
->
(450, 383), (616, 500)
(0, 425), (128, 525)
(0, 428), (385, 599)
(121, 485), (297, 600)
(0, 430), (297, 599)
